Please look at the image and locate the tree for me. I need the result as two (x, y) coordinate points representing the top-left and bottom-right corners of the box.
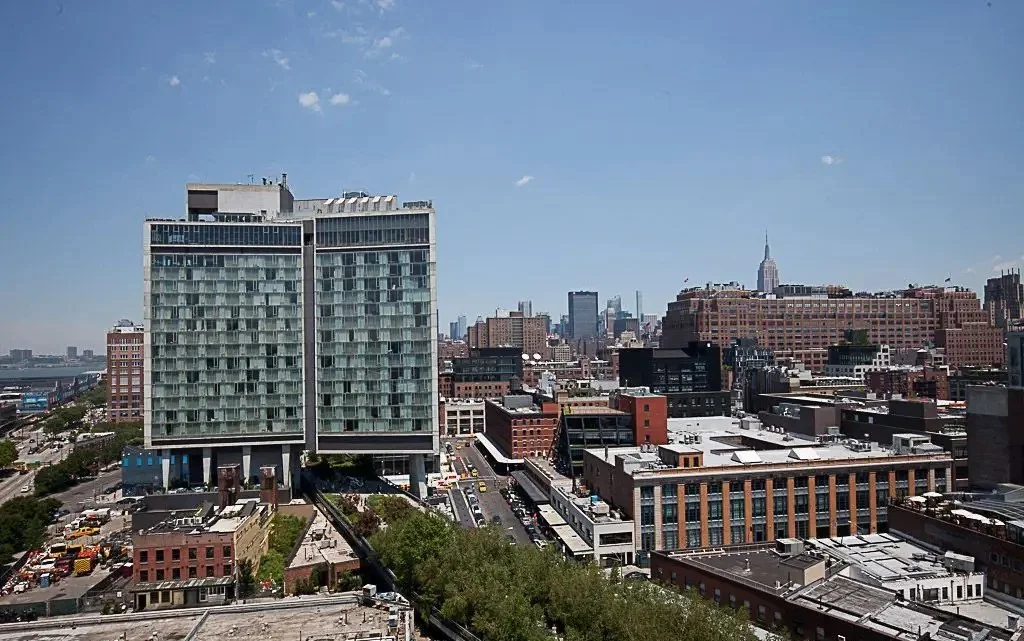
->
(237, 558), (256, 599)
(0, 440), (18, 469)
(352, 508), (381, 538)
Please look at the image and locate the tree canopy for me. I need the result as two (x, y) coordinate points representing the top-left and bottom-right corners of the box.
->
(371, 510), (761, 641)
(0, 496), (61, 559)
(0, 440), (18, 469)
(34, 422), (142, 496)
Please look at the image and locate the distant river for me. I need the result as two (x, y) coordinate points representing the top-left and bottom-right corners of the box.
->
(0, 366), (101, 381)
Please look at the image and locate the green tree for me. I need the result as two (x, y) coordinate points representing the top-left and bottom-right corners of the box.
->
(237, 558), (256, 599)
(79, 384), (108, 408)
(0, 440), (18, 468)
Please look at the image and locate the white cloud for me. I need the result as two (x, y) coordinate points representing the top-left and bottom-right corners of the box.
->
(515, 175), (534, 187)
(203, 52), (216, 64)
(372, 36), (393, 50)
(307, 10), (317, 18)
(298, 91), (321, 111)
(377, 0), (395, 10)
(408, 172), (416, 184)
(992, 256), (1024, 273)
(264, 49), (291, 70)
(168, 75), (181, 87)
(367, 27), (406, 57)
(965, 267), (974, 274)
(390, 52), (404, 61)
(331, 0), (344, 10)
(820, 155), (843, 166)
(465, 60), (484, 71)
(329, 92), (351, 106)
(353, 69), (368, 84)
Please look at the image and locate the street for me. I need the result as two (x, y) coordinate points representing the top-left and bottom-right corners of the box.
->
(445, 437), (532, 546)
(52, 470), (122, 509)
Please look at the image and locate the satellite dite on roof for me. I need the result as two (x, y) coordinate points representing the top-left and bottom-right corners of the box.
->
(533, 353), (541, 360)
(521, 353), (530, 360)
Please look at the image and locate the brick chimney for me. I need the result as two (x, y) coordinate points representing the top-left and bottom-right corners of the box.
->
(217, 464), (241, 510)
(259, 465), (278, 508)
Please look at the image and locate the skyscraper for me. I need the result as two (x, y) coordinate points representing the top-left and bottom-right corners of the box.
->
(985, 270), (1024, 330)
(144, 178), (438, 493)
(456, 315), (468, 340)
(756, 232), (780, 293)
(66, 346), (78, 359)
(449, 321), (460, 340)
(518, 300), (533, 317)
(568, 291), (599, 340)
(636, 290), (643, 321)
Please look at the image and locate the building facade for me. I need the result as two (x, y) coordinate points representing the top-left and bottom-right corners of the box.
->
(567, 291), (599, 340)
(442, 399), (486, 436)
(618, 344), (730, 418)
(143, 179), (438, 491)
(823, 344), (891, 380)
(483, 395), (560, 460)
(582, 418), (952, 565)
(107, 320), (144, 422)
(756, 234), (779, 294)
(985, 270), (1024, 330)
(967, 386), (1024, 490)
(466, 312), (548, 359)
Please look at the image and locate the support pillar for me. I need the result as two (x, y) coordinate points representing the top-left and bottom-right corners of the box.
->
(242, 446), (252, 485)
(161, 450), (172, 489)
(281, 445), (292, 489)
(409, 454), (427, 499)
(202, 448), (212, 488)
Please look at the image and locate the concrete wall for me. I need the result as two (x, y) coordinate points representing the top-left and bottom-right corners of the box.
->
(967, 386), (1021, 489)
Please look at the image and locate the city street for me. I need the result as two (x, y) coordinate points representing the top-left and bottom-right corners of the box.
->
(445, 437), (532, 546)
(52, 470), (121, 509)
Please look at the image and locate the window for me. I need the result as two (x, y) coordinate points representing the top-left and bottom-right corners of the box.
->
(172, 568), (181, 580)
(155, 549), (164, 562)
(223, 546), (232, 558)
(139, 570), (148, 582)
(189, 566), (197, 578)
(189, 548), (197, 560)
(662, 483), (678, 499)
(156, 569), (165, 581)
(640, 485), (654, 500)
(139, 551), (149, 563)
(730, 498), (745, 520)
(206, 565), (215, 577)
(752, 497), (766, 517)
(206, 546), (214, 559)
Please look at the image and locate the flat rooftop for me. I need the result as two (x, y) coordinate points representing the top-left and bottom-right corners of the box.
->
(662, 544), (822, 594)
(0, 595), (409, 641)
(588, 417), (950, 475)
(0, 572), (106, 607)
(143, 499), (268, 536)
(288, 506), (358, 569)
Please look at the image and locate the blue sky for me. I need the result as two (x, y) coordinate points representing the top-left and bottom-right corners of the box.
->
(1, 0), (1022, 353)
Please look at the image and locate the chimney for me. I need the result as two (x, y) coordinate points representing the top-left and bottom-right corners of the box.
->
(259, 465), (279, 508)
(281, 172), (287, 188)
(217, 464), (241, 510)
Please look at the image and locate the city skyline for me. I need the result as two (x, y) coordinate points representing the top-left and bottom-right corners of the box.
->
(2, 1), (1024, 351)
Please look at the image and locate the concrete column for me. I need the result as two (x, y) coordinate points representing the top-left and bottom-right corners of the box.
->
(161, 450), (172, 489)
(408, 454), (428, 499)
(202, 448), (212, 487)
(281, 445), (292, 489)
(242, 446), (252, 485)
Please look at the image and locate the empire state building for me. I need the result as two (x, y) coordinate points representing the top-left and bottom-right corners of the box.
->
(757, 233), (780, 293)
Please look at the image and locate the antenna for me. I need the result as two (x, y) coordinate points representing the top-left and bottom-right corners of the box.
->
(247, 174), (255, 184)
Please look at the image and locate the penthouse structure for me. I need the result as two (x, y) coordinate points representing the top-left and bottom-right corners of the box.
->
(662, 284), (1004, 371)
(652, 533), (1021, 641)
(582, 416), (952, 566)
(144, 178), (438, 492)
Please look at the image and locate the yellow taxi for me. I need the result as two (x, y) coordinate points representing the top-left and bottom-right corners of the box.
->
(478, 482), (487, 493)
(471, 469), (479, 478)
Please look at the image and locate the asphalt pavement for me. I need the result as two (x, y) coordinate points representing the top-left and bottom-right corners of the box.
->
(445, 437), (532, 546)
(52, 470), (122, 509)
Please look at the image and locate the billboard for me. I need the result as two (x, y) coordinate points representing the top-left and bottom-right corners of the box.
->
(18, 393), (49, 413)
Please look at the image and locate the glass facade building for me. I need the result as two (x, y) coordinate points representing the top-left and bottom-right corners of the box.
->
(144, 185), (438, 489)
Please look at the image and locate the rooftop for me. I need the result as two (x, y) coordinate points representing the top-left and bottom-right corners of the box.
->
(288, 506), (358, 569)
(587, 416), (950, 475)
(142, 499), (269, 536)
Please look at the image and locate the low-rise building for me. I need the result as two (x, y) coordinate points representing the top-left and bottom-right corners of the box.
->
(866, 366), (950, 400)
(122, 445), (188, 490)
(824, 344), (892, 380)
(582, 416), (953, 566)
(480, 395), (560, 465)
(651, 533), (1019, 641)
(442, 399), (486, 436)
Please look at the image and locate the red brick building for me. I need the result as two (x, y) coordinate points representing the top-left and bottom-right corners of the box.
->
(865, 367), (950, 400)
(467, 311), (549, 360)
(615, 390), (668, 446)
(106, 320), (144, 422)
(484, 396), (560, 459)
(662, 285), (1004, 372)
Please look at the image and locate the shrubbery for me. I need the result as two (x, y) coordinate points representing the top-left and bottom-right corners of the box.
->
(372, 510), (761, 641)
(0, 496), (62, 559)
(256, 513), (308, 586)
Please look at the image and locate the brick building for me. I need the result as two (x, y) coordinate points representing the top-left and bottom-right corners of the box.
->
(614, 389), (669, 446)
(662, 285), (1003, 372)
(443, 347), (523, 400)
(106, 320), (144, 422)
(466, 311), (549, 360)
(482, 395), (560, 460)
(521, 357), (614, 386)
(985, 270), (1024, 330)
(582, 416), (952, 565)
(865, 366), (950, 400)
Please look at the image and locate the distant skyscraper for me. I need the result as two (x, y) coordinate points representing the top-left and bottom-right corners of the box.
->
(568, 291), (599, 340)
(518, 300), (533, 317)
(636, 290), (643, 320)
(66, 346), (78, 359)
(985, 270), (1024, 330)
(607, 295), (622, 318)
(449, 321), (459, 340)
(456, 315), (468, 339)
(756, 232), (780, 293)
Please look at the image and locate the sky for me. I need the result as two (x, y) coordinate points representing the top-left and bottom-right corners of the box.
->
(0, 0), (1022, 354)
